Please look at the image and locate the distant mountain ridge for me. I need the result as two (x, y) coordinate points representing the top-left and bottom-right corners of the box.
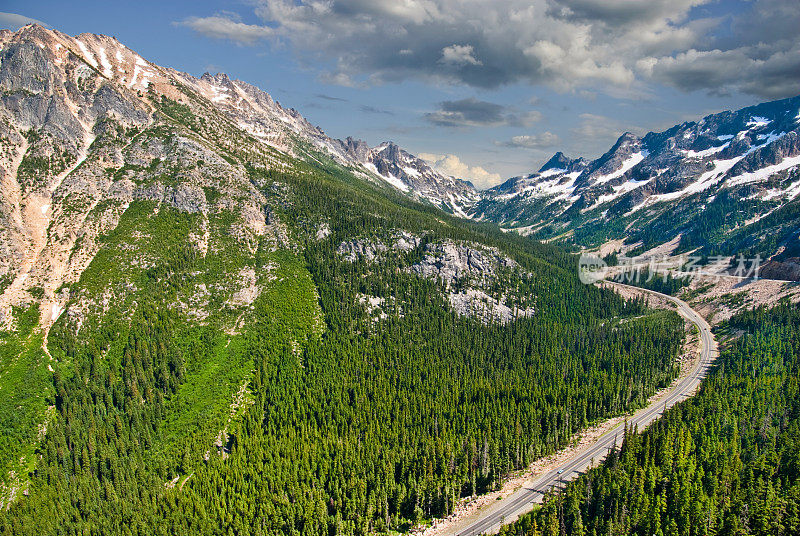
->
(166, 71), (479, 215)
(471, 95), (800, 276)
(2, 24), (799, 276)
(480, 96), (800, 217)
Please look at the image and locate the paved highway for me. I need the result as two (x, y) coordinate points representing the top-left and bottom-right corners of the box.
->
(448, 283), (717, 536)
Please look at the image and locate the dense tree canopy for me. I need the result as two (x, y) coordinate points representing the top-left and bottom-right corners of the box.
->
(0, 160), (685, 535)
(500, 301), (800, 536)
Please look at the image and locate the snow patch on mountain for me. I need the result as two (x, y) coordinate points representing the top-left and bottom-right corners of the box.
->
(97, 47), (113, 78)
(728, 154), (800, 188)
(630, 155), (745, 212)
(766, 178), (800, 200)
(755, 131), (787, 145)
(592, 151), (647, 185)
(493, 171), (582, 202)
(539, 167), (566, 178)
(684, 142), (729, 158)
(75, 40), (98, 69)
(402, 166), (421, 178)
(589, 177), (653, 209)
(747, 116), (772, 128)
(363, 162), (411, 193)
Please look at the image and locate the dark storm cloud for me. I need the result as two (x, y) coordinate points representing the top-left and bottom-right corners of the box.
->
(640, 0), (800, 99)
(180, 0), (800, 99)
(551, 0), (698, 27)
(425, 98), (541, 128)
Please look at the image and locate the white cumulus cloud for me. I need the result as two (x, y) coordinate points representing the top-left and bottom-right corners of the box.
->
(176, 15), (273, 46)
(418, 152), (502, 189)
(440, 44), (481, 66)
(500, 132), (560, 149)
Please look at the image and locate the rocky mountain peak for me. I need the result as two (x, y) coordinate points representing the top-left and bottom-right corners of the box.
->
(13, 23), (57, 43)
(539, 152), (587, 173)
(338, 137), (372, 161)
(539, 152), (571, 172)
(576, 131), (645, 188)
(376, 142), (403, 161)
(616, 131), (639, 145)
(200, 72), (232, 85)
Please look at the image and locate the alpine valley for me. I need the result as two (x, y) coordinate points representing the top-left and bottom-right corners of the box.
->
(0, 23), (799, 536)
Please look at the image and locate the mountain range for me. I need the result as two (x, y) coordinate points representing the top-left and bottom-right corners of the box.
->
(476, 96), (800, 273)
(160, 41), (800, 268)
(6, 23), (798, 281)
(1, 21), (799, 536)
(187, 48), (800, 273)
(192, 51), (800, 272)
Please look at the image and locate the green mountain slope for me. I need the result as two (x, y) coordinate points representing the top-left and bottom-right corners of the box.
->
(0, 26), (686, 534)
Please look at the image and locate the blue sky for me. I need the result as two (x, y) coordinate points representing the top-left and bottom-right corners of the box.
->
(2, 1), (798, 188)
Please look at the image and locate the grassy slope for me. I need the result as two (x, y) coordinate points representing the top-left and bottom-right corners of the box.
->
(0, 304), (53, 490)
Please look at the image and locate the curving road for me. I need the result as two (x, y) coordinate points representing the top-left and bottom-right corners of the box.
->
(448, 283), (717, 536)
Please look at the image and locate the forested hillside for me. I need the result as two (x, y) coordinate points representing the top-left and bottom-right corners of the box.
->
(0, 151), (686, 535)
(499, 301), (800, 536)
(0, 26), (687, 535)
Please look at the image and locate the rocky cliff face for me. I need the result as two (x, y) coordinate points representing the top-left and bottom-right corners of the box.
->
(336, 232), (535, 324)
(350, 141), (479, 216)
(0, 25), (298, 333)
(158, 70), (479, 215)
(0, 23), (517, 340)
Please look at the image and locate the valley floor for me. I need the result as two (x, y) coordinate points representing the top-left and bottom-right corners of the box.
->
(415, 283), (717, 536)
